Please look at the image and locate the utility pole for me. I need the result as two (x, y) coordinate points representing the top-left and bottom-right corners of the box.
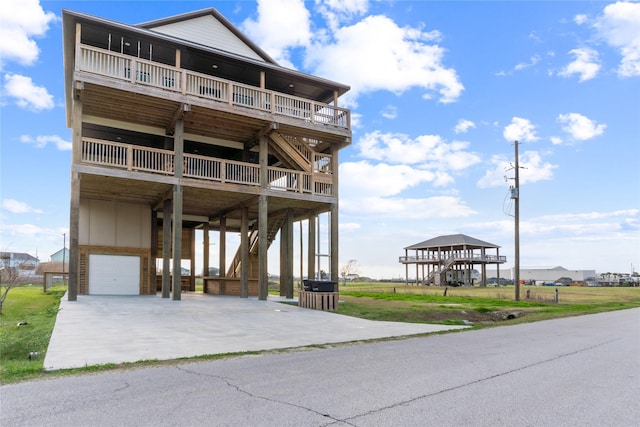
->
(512, 141), (520, 301)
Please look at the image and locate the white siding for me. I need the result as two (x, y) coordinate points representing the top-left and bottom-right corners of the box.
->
(149, 15), (265, 61)
(88, 254), (140, 295)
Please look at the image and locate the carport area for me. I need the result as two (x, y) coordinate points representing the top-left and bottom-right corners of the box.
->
(45, 293), (467, 370)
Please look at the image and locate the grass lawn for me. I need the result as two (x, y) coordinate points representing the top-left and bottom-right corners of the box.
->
(0, 285), (66, 384)
(336, 283), (640, 325)
(1, 282), (638, 384)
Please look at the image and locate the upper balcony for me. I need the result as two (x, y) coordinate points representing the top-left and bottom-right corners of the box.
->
(76, 44), (350, 133)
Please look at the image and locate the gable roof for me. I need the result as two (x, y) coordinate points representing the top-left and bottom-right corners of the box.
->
(0, 252), (39, 263)
(50, 248), (70, 258)
(136, 8), (276, 64)
(405, 234), (501, 250)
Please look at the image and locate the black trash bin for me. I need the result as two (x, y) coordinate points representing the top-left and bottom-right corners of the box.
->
(303, 280), (336, 292)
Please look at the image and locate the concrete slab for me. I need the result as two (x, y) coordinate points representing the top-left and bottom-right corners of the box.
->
(44, 292), (467, 371)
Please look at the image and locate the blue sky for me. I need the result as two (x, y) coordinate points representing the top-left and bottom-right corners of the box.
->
(1, 0), (639, 279)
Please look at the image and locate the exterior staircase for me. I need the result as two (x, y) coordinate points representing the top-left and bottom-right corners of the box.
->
(268, 132), (312, 171)
(421, 256), (456, 285)
(226, 214), (286, 278)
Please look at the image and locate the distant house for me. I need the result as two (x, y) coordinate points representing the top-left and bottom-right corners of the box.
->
(0, 252), (40, 274)
(399, 234), (506, 287)
(50, 248), (70, 264)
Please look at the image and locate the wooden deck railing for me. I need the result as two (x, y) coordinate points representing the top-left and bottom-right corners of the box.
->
(79, 44), (350, 130)
(80, 138), (333, 196)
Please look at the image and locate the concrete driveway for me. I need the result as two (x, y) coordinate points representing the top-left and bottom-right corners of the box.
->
(44, 292), (467, 370)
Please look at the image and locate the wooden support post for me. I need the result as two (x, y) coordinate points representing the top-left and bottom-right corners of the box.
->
(259, 71), (266, 108)
(162, 199), (171, 298)
(68, 172), (80, 301)
(172, 118), (184, 301)
(299, 220), (303, 290)
(190, 228), (196, 291)
(219, 216), (226, 277)
(308, 214), (316, 281)
(330, 148), (339, 284)
(240, 207), (249, 298)
(150, 210), (158, 294)
(482, 264), (487, 288)
(68, 83), (83, 301)
(258, 134), (269, 300)
(280, 209), (294, 298)
(286, 210), (294, 298)
(172, 185), (183, 300)
(405, 249), (408, 286)
(497, 248), (501, 286)
(330, 206), (339, 285)
(280, 217), (286, 296)
(74, 24), (82, 73)
(202, 223), (209, 277)
(258, 195), (268, 300)
(174, 119), (184, 179)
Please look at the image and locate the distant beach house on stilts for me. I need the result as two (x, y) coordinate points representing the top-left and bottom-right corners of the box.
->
(399, 234), (506, 287)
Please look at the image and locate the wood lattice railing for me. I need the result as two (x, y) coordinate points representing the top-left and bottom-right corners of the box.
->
(78, 44), (350, 130)
(80, 137), (334, 196)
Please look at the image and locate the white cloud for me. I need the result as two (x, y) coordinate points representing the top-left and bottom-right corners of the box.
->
(477, 151), (557, 188)
(339, 222), (361, 233)
(529, 31), (542, 43)
(558, 47), (601, 82)
(341, 195), (476, 220)
(357, 131), (481, 171)
(0, 222), (67, 256)
(315, 0), (370, 30)
(550, 136), (563, 145)
(503, 117), (539, 142)
(593, 1), (640, 77)
(0, 0), (57, 68)
(557, 113), (606, 141)
(242, 1), (463, 105)
(514, 209), (640, 240)
(20, 134), (71, 150)
(242, 0), (312, 67)
(340, 161), (442, 198)
(380, 105), (397, 119)
(454, 119), (476, 134)
(574, 14), (588, 25)
(0, 223), (47, 238)
(1, 199), (44, 214)
(3, 73), (54, 111)
(539, 209), (639, 223)
(305, 14), (463, 105)
(514, 54), (541, 71)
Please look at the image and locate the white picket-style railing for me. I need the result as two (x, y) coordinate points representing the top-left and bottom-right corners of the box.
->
(80, 138), (333, 196)
(78, 44), (350, 130)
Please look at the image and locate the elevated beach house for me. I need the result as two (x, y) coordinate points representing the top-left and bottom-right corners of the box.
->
(62, 8), (351, 300)
(400, 234), (507, 287)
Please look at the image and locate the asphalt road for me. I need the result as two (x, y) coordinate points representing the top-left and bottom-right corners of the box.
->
(2, 308), (639, 426)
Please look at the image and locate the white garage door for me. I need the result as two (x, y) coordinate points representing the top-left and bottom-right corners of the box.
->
(89, 254), (140, 295)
